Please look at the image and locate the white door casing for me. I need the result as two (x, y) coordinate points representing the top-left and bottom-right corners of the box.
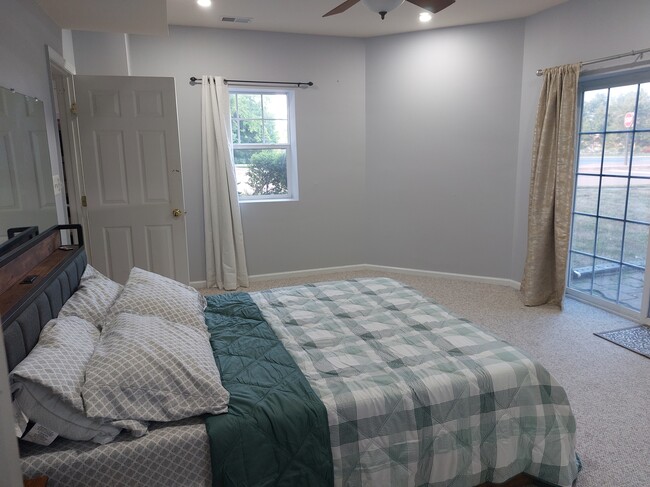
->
(73, 75), (190, 284)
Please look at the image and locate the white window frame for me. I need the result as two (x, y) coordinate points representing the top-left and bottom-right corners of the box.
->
(229, 88), (299, 202)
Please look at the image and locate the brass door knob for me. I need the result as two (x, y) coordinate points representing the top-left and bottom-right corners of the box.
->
(172, 208), (182, 217)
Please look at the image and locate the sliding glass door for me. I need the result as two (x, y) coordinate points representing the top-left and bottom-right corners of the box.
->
(568, 70), (650, 318)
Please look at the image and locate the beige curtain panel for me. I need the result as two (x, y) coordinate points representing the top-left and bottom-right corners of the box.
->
(202, 75), (249, 290)
(521, 63), (581, 307)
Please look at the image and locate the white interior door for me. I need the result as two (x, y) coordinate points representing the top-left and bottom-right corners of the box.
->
(0, 88), (57, 242)
(73, 75), (190, 284)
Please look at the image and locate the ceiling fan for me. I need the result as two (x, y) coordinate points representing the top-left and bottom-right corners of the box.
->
(324, 0), (455, 20)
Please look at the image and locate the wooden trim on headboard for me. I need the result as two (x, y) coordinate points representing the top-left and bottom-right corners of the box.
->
(0, 231), (61, 296)
(0, 225), (84, 328)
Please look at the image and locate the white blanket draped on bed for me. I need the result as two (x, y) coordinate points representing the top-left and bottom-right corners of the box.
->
(252, 278), (579, 487)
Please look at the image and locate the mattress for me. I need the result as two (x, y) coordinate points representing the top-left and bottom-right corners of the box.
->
(20, 417), (211, 486)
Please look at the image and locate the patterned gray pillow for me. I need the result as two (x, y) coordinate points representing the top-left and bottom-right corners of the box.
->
(58, 265), (123, 330)
(10, 316), (147, 444)
(109, 267), (207, 331)
(82, 312), (229, 422)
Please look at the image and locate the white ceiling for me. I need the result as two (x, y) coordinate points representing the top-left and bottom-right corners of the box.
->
(37, 0), (569, 38)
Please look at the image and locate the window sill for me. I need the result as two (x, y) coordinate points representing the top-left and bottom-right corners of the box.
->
(239, 197), (298, 204)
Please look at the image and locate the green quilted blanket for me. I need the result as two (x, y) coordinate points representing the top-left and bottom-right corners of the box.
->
(204, 293), (333, 487)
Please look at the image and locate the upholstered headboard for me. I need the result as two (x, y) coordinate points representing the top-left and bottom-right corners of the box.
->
(1, 225), (86, 371)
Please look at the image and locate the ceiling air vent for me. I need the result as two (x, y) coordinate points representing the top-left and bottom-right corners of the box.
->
(221, 16), (253, 24)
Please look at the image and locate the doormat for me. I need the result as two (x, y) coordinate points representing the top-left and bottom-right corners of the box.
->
(595, 325), (650, 359)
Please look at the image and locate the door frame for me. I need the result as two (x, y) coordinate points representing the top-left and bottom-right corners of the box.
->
(48, 49), (89, 250)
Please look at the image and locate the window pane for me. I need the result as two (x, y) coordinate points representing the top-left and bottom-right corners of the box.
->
(631, 132), (650, 176)
(598, 179), (628, 219)
(581, 89), (608, 132)
(264, 120), (288, 144)
(578, 134), (603, 173)
(619, 265), (644, 311)
(569, 252), (594, 292)
(635, 82), (650, 130)
(230, 94), (237, 116)
(239, 120), (263, 143)
(627, 181), (650, 223)
(574, 175), (600, 215)
(232, 148), (287, 196)
(592, 258), (620, 304)
(233, 148), (252, 166)
(623, 222), (648, 266)
(263, 94), (287, 119)
(231, 120), (239, 143)
(571, 214), (596, 254)
(606, 84), (638, 132)
(603, 132), (632, 173)
(595, 218), (624, 260)
(236, 94), (262, 118)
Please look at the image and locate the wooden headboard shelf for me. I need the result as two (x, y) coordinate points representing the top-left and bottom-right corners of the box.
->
(0, 231), (61, 296)
(0, 225), (84, 328)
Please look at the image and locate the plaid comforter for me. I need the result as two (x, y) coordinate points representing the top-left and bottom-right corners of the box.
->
(251, 278), (579, 487)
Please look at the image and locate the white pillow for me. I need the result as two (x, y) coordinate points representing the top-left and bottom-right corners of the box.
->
(109, 267), (207, 331)
(13, 381), (121, 444)
(58, 265), (123, 330)
(82, 312), (229, 422)
(10, 316), (147, 444)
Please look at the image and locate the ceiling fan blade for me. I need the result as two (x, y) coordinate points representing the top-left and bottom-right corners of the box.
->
(323, 0), (362, 17)
(406, 0), (455, 14)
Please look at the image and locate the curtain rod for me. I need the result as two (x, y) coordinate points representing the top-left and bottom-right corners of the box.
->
(189, 77), (313, 87)
(536, 47), (650, 76)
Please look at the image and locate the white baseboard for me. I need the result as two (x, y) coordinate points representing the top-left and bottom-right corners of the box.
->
(363, 264), (521, 290)
(249, 264), (368, 282)
(192, 265), (521, 290)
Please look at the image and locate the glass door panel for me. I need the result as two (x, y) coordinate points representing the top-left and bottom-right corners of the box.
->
(569, 77), (650, 318)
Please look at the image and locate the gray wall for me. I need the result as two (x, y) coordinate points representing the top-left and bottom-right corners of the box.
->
(72, 31), (130, 75)
(126, 27), (366, 281)
(511, 0), (650, 281)
(364, 20), (525, 279)
(0, 0), (65, 223)
(67, 0), (650, 283)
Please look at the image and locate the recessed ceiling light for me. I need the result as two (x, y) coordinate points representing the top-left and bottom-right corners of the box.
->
(197, 0), (212, 7)
(419, 12), (432, 22)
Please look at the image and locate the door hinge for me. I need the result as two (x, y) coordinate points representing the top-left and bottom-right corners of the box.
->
(70, 102), (78, 115)
(81, 195), (87, 207)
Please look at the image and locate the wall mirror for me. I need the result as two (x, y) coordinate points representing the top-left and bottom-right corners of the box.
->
(0, 86), (57, 254)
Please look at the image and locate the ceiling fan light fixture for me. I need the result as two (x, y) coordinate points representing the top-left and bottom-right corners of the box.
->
(419, 12), (432, 22)
(362, 0), (404, 19)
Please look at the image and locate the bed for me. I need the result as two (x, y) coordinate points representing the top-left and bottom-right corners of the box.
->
(2, 226), (580, 487)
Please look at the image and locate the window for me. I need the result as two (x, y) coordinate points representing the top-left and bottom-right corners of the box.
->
(229, 90), (297, 201)
(568, 70), (650, 315)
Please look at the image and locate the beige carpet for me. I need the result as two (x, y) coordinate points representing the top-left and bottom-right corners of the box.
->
(203, 270), (650, 487)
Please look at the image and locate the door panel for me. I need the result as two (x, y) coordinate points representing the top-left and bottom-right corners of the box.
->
(104, 226), (135, 284)
(0, 89), (57, 241)
(74, 75), (190, 283)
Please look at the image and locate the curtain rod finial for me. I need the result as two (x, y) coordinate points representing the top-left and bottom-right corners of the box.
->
(536, 69), (544, 77)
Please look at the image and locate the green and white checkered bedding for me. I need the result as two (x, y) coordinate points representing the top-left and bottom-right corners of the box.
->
(251, 278), (579, 487)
